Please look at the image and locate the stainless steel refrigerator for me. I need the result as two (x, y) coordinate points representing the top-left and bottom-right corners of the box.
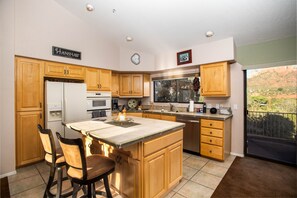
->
(45, 81), (88, 146)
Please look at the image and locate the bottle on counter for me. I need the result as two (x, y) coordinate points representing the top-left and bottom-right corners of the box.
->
(203, 103), (207, 113)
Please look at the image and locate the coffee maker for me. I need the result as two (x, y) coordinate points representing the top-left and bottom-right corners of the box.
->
(112, 99), (119, 110)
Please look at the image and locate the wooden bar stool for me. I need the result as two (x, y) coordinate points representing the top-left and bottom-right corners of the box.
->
(56, 132), (115, 198)
(37, 125), (72, 198)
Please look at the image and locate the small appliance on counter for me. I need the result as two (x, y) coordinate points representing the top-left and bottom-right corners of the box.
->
(210, 107), (217, 114)
(112, 99), (119, 110)
(196, 102), (207, 113)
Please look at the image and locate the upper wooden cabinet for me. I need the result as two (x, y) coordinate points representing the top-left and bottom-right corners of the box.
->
(99, 69), (112, 91)
(119, 74), (143, 97)
(85, 68), (112, 91)
(200, 61), (230, 97)
(143, 74), (150, 97)
(15, 57), (44, 112)
(112, 73), (119, 97)
(44, 61), (85, 80)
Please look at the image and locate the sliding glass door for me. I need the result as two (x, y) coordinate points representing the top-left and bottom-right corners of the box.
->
(244, 65), (297, 165)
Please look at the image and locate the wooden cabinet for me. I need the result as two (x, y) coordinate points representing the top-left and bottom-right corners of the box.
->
(143, 74), (150, 97)
(144, 149), (167, 198)
(119, 74), (143, 97)
(167, 141), (183, 189)
(83, 129), (182, 198)
(143, 130), (183, 198)
(200, 61), (230, 97)
(200, 118), (231, 161)
(85, 68), (111, 91)
(16, 111), (44, 166)
(112, 72), (120, 97)
(15, 57), (45, 166)
(44, 61), (85, 79)
(15, 57), (44, 112)
(142, 113), (176, 121)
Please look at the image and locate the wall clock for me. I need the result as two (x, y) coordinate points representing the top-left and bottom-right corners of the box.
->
(131, 53), (140, 65)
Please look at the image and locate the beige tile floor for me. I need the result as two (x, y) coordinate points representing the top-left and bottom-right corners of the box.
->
(8, 153), (236, 198)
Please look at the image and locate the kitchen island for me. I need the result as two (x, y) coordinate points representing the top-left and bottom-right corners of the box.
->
(66, 117), (185, 198)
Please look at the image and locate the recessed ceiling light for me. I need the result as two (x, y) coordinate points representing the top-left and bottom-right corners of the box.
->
(205, 31), (214, 37)
(86, 3), (94, 12)
(126, 36), (133, 42)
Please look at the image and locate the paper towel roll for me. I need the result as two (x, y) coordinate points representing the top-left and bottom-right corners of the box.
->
(189, 100), (194, 112)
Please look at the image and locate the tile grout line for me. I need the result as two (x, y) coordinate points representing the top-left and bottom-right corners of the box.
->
(10, 183), (45, 197)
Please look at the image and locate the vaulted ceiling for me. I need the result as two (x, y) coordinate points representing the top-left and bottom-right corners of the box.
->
(55, 0), (296, 54)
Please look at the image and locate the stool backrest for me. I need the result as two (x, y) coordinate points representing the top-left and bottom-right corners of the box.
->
(37, 124), (57, 165)
(56, 132), (87, 180)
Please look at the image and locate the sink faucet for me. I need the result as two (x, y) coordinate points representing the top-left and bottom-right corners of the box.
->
(169, 103), (174, 112)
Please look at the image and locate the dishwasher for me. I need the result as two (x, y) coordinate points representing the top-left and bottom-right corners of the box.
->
(176, 115), (200, 154)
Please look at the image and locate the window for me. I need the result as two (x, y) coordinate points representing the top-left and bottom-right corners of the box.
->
(154, 77), (202, 103)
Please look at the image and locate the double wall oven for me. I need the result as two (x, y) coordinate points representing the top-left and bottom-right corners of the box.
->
(87, 91), (111, 120)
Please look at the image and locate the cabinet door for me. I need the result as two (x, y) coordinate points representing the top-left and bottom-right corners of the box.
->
(200, 62), (230, 97)
(16, 111), (44, 166)
(131, 74), (143, 96)
(99, 69), (112, 91)
(161, 115), (176, 121)
(16, 57), (44, 112)
(119, 74), (132, 96)
(144, 149), (167, 198)
(167, 141), (183, 189)
(148, 113), (161, 119)
(112, 73), (119, 97)
(44, 62), (66, 77)
(66, 65), (85, 79)
(85, 68), (100, 91)
(143, 74), (150, 97)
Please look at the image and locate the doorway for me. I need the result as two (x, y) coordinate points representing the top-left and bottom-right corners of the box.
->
(244, 65), (297, 165)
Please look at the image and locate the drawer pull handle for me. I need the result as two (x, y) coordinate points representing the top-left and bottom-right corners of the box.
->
(210, 131), (212, 134)
(209, 140), (212, 142)
(209, 150), (212, 153)
(210, 123), (212, 126)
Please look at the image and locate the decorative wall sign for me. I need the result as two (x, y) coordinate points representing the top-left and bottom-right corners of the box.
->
(177, 49), (192, 65)
(52, 46), (81, 60)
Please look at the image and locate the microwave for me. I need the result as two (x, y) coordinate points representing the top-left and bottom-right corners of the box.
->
(86, 91), (111, 111)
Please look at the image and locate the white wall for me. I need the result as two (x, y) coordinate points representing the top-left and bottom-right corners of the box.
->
(119, 47), (155, 71)
(155, 37), (235, 70)
(0, 0), (16, 177)
(14, 0), (119, 69)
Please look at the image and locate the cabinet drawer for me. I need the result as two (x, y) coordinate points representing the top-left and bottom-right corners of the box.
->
(201, 127), (223, 138)
(201, 119), (224, 129)
(200, 143), (223, 160)
(144, 130), (183, 157)
(201, 135), (223, 146)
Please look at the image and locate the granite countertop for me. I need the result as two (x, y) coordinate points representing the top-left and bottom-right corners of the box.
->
(66, 117), (185, 148)
(143, 110), (233, 120)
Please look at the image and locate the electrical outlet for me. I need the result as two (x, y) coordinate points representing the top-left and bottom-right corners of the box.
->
(233, 104), (238, 110)
(207, 104), (212, 108)
(216, 104), (220, 109)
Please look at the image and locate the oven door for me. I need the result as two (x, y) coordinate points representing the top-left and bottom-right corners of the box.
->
(87, 98), (111, 110)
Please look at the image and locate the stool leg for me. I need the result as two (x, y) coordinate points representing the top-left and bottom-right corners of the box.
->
(56, 167), (63, 198)
(87, 184), (92, 198)
(103, 175), (112, 198)
(44, 165), (56, 198)
(91, 183), (96, 198)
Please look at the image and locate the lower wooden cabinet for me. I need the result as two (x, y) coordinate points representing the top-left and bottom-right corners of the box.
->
(200, 118), (231, 161)
(142, 113), (176, 121)
(16, 111), (44, 167)
(83, 129), (183, 198)
(144, 149), (167, 198)
(167, 141), (183, 189)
